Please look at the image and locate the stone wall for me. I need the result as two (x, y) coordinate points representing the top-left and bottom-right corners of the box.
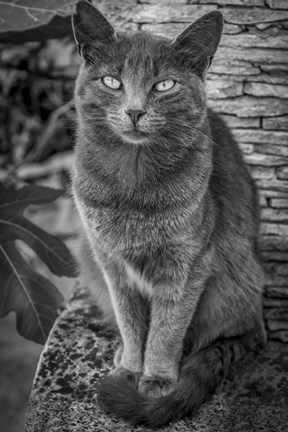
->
(97, 0), (288, 347)
(2, 0), (288, 347)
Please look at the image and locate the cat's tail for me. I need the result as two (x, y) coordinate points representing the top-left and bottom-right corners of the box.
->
(97, 334), (263, 429)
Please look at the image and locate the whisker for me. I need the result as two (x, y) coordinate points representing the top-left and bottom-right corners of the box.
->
(163, 123), (214, 145)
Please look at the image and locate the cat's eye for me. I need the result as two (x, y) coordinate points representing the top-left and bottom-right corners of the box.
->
(154, 79), (175, 92)
(102, 76), (122, 90)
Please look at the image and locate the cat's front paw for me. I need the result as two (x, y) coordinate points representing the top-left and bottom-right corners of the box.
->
(138, 375), (176, 398)
(110, 366), (141, 386)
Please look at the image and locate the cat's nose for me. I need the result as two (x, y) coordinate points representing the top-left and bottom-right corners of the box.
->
(125, 109), (146, 125)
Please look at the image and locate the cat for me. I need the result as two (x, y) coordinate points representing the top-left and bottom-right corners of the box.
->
(71, 0), (266, 428)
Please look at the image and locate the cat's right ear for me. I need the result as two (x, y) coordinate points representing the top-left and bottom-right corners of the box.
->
(171, 11), (223, 77)
(72, 0), (115, 65)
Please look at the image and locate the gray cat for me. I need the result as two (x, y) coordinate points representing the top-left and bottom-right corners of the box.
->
(72, 0), (266, 427)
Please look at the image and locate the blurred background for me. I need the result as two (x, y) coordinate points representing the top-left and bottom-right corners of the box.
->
(0, 1), (288, 431)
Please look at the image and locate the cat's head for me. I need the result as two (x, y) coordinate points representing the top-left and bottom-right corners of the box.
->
(72, 0), (223, 145)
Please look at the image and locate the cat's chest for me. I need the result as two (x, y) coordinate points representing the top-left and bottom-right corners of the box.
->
(85, 204), (167, 256)
(86, 208), (164, 297)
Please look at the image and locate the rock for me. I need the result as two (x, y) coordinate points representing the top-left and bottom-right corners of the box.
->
(246, 73), (288, 85)
(117, 22), (139, 32)
(256, 22), (275, 30)
(262, 251), (288, 261)
(211, 96), (288, 117)
(255, 178), (288, 191)
(249, 167), (275, 180)
(261, 208), (288, 222)
(239, 143), (254, 154)
(265, 262), (288, 275)
(270, 198), (288, 208)
(244, 153), (287, 167)
(206, 80), (243, 98)
(222, 23), (244, 34)
(132, 4), (215, 23)
(220, 115), (260, 129)
(259, 189), (288, 198)
(263, 116), (288, 131)
(277, 166), (288, 180)
(208, 73), (248, 82)
(259, 195), (268, 207)
(232, 129), (288, 145)
(244, 83), (288, 99)
(223, 8), (288, 24)
(264, 298), (288, 308)
(197, 0), (265, 5)
(216, 46), (288, 64)
(209, 62), (261, 75)
(95, 0), (138, 28)
(259, 235), (288, 250)
(253, 144), (288, 157)
(266, 0), (288, 9)
(264, 307), (288, 323)
(261, 64), (288, 72)
(143, 0), (187, 3)
(265, 286), (288, 297)
(260, 222), (288, 235)
(141, 22), (244, 38)
(267, 320), (288, 331)
(269, 341), (288, 351)
(221, 33), (288, 49)
(280, 20), (288, 29)
(266, 275), (288, 288)
(268, 330), (288, 343)
(141, 22), (187, 38)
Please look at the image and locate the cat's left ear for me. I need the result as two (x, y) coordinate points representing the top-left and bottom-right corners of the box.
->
(171, 11), (223, 77)
(72, 0), (116, 64)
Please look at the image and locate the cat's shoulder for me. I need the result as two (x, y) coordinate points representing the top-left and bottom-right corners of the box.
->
(207, 107), (232, 139)
(207, 107), (241, 156)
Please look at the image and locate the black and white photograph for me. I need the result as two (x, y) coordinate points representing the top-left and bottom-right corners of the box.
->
(0, 1), (288, 431)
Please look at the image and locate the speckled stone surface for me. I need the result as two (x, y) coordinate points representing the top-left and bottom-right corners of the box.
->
(24, 288), (288, 432)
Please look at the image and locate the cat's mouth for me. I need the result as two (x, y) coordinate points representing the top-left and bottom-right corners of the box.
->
(122, 127), (149, 144)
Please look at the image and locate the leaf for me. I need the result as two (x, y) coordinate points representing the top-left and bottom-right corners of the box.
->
(0, 245), (63, 344)
(1, 217), (76, 277)
(0, 0), (77, 33)
(0, 15), (74, 44)
(0, 184), (64, 215)
(0, 182), (78, 344)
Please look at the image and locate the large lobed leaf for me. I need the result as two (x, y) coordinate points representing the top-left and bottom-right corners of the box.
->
(0, 245), (64, 344)
(0, 183), (77, 344)
(0, 15), (74, 44)
(0, 0), (77, 32)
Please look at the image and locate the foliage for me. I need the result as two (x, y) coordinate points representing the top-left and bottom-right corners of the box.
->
(0, 1), (79, 345)
(0, 182), (77, 344)
(0, 60), (76, 167)
(0, 0), (77, 43)
(0, 1), (79, 165)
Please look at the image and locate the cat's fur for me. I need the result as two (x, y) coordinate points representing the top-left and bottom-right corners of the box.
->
(72, 0), (266, 427)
